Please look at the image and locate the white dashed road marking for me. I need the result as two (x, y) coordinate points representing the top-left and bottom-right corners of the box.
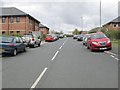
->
(31, 38), (68, 88)
(104, 51), (119, 61)
(104, 51), (118, 56)
(51, 51), (59, 61)
(31, 67), (48, 89)
(59, 46), (63, 50)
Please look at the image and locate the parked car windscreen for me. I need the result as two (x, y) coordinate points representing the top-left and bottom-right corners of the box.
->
(47, 35), (52, 38)
(91, 34), (107, 39)
(0, 36), (13, 43)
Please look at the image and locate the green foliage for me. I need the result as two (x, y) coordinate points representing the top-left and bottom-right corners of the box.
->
(12, 34), (22, 37)
(72, 29), (81, 35)
(105, 30), (119, 40)
(65, 34), (73, 37)
(42, 34), (46, 41)
(88, 27), (100, 34)
(54, 31), (63, 34)
(89, 27), (119, 40)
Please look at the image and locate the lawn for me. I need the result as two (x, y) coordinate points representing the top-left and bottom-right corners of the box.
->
(111, 40), (119, 48)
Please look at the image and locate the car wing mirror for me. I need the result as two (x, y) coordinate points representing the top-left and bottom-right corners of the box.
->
(87, 38), (91, 41)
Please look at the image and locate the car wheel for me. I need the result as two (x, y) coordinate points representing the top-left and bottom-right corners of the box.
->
(12, 49), (17, 56)
(33, 44), (36, 48)
(109, 47), (112, 50)
(23, 48), (26, 52)
(90, 47), (94, 52)
(38, 43), (40, 47)
(87, 45), (89, 49)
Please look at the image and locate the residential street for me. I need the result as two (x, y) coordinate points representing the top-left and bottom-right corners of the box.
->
(2, 37), (118, 88)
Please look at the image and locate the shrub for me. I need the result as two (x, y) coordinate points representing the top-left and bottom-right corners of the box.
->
(42, 34), (46, 40)
(105, 30), (119, 40)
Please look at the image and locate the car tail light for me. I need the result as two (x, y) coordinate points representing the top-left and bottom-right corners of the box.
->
(9, 44), (14, 46)
(32, 38), (34, 41)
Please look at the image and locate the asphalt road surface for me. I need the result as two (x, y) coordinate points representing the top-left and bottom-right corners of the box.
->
(2, 37), (118, 88)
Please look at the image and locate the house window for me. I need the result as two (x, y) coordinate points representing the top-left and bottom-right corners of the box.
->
(2, 17), (6, 23)
(113, 24), (118, 27)
(16, 17), (20, 22)
(10, 31), (14, 34)
(2, 31), (5, 35)
(10, 17), (14, 23)
(16, 31), (20, 34)
(29, 18), (31, 23)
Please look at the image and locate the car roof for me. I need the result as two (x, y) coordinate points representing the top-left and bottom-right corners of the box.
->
(1, 35), (22, 38)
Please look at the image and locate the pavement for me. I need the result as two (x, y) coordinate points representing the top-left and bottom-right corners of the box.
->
(110, 46), (118, 55)
(1, 37), (118, 88)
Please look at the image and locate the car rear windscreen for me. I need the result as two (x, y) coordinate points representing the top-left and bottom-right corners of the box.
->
(0, 36), (13, 43)
(23, 35), (33, 38)
(47, 35), (52, 38)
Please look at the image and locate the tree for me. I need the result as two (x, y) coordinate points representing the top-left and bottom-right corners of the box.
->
(60, 31), (63, 34)
(72, 29), (81, 35)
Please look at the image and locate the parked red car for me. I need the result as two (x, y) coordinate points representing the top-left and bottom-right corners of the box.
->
(45, 34), (54, 42)
(87, 32), (112, 52)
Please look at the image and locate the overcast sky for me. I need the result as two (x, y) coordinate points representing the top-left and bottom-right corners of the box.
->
(1, 0), (119, 33)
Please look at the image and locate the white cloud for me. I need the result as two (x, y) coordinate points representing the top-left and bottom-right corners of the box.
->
(1, 0), (119, 33)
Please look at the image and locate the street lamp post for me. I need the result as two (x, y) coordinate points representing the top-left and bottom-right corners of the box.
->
(81, 16), (83, 31)
(99, 0), (102, 32)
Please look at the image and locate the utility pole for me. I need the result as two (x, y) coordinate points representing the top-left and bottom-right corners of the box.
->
(81, 16), (83, 31)
(59, 24), (61, 32)
(99, 0), (102, 32)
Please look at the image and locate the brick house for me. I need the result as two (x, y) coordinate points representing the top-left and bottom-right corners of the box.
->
(0, 7), (40, 35)
(103, 16), (120, 30)
(39, 24), (49, 35)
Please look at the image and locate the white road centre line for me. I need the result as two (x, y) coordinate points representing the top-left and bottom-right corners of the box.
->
(62, 39), (68, 45)
(31, 67), (48, 89)
(62, 43), (65, 46)
(59, 45), (63, 50)
(51, 51), (59, 61)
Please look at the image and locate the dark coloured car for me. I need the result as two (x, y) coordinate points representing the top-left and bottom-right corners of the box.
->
(87, 32), (112, 52)
(83, 34), (91, 46)
(59, 34), (64, 38)
(73, 35), (78, 39)
(77, 34), (85, 41)
(0, 36), (26, 56)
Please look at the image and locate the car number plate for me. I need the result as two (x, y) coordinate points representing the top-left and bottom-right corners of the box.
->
(100, 47), (107, 50)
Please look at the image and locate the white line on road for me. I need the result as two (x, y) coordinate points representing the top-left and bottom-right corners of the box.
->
(104, 51), (118, 56)
(110, 55), (115, 58)
(51, 51), (59, 61)
(59, 45), (63, 50)
(62, 39), (68, 45)
(62, 43), (65, 46)
(110, 55), (119, 61)
(31, 67), (48, 89)
(114, 58), (119, 61)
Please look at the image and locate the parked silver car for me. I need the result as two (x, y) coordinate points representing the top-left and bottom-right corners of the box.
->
(22, 34), (41, 48)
